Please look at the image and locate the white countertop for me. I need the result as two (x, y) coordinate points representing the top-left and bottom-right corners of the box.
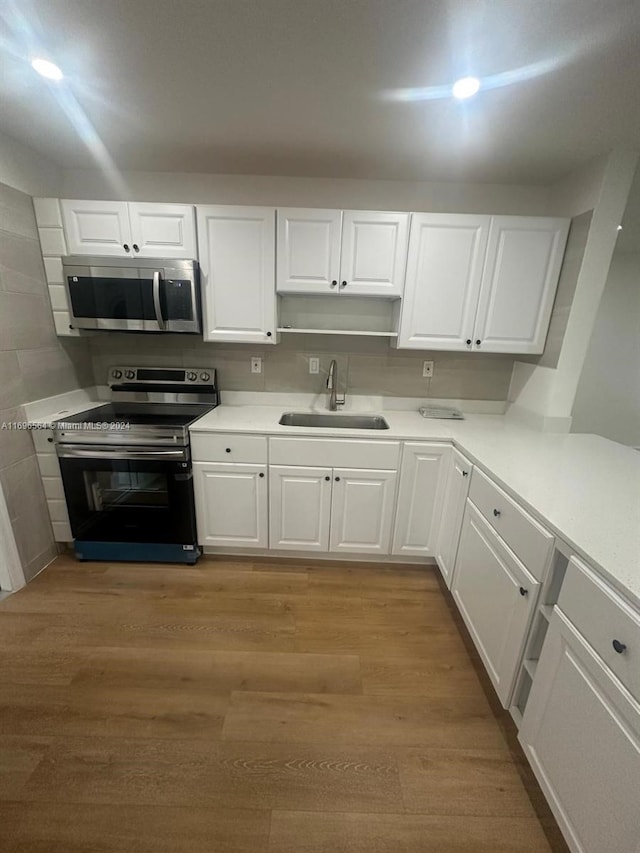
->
(191, 402), (640, 607)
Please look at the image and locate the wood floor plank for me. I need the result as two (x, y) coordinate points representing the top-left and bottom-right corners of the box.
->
(0, 737), (51, 799)
(398, 748), (539, 816)
(0, 684), (228, 740)
(0, 646), (89, 687)
(18, 737), (404, 813)
(72, 647), (363, 695)
(3, 801), (270, 853)
(222, 691), (506, 749)
(268, 811), (552, 852)
(293, 622), (470, 657)
(359, 655), (486, 698)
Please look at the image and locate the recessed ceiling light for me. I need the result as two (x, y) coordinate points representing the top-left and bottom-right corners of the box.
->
(31, 57), (64, 81)
(452, 77), (480, 100)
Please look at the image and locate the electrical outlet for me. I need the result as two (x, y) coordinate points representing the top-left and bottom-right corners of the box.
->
(309, 357), (320, 374)
(251, 357), (262, 374)
(422, 360), (434, 378)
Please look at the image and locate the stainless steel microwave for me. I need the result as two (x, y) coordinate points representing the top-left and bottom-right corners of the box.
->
(62, 256), (202, 334)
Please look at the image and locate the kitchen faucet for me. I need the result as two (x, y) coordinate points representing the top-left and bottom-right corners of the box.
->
(326, 359), (346, 411)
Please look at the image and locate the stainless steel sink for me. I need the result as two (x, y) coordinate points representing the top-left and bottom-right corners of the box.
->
(279, 412), (389, 430)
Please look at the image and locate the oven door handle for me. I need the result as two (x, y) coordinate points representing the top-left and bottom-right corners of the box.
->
(152, 270), (166, 331)
(57, 446), (188, 461)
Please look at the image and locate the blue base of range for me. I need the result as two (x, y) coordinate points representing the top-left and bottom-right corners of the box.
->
(73, 541), (201, 564)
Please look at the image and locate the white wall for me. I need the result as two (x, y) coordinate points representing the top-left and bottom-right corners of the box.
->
(61, 168), (550, 214)
(0, 129), (62, 197)
(571, 252), (640, 447)
(508, 149), (638, 430)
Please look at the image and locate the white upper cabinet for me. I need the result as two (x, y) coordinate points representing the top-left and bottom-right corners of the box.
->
(61, 200), (132, 256)
(474, 216), (570, 354)
(397, 213), (569, 354)
(197, 205), (277, 344)
(127, 203), (197, 259)
(61, 200), (197, 259)
(277, 208), (342, 294)
(398, 214), (490, 350)
(276, 208), (410, 297)
(339, 211), (409, 296)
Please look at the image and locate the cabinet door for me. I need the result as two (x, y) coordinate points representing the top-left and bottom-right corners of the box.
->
(61, 200), (132, 256)
(520, 609), (640, 853)
(473, 216), (569, 354)
(435, 449), (472, 588)
(391, 443), (450, 557)
(193, 462), (268, 549)
(277, 208), (342, 294)
(269, 465), (332, 551)
(397, 213), (490, 350)
(128, 203), (197, 259)
(197, 205), (277, 343)
(339, 211), (409, 297)
(453, 503), (540, 706)
(330, 468), (397, 554)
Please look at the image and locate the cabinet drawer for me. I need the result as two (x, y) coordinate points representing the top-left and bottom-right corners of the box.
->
(468, 468), (553, 580)
(191, 432), (267, 463)
(269, 437), (400, 469)
(559, 557), (640, 702)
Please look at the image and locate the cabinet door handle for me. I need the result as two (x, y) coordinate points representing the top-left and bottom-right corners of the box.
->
(259, 472), (265, 478)
(466, 339), (472, 346)
(324, 476), (330, 481)
(225, 448), (231, 453)
(612, 639), (627, 654)
(476, 339), (481, 346)
(133, 243), (139, 252)
(266, 331), (272, 337)
(462, 470), (469, 477)
(519, 587), (528, 597)
(340, 280), (347, 289)
(123, 243), (130, 252)
(335, 476), (341, 481)
(330, 280), (337, 288)
(493, 508), (501, 517)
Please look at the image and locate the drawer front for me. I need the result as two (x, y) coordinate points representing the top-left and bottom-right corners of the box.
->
(559, 557), (640, 702)
(269, 437), (400, 470)
(468, 468), (553, 580)
(191, 432), (268, 463)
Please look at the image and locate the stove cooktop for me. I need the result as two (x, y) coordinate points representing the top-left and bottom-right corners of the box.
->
(56, 402), (213, 429)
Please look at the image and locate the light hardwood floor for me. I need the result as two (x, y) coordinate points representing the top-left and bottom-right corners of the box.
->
(0, 555), (569, 852)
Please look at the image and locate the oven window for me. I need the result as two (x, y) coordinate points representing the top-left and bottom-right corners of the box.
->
(84, 470), (169, 511)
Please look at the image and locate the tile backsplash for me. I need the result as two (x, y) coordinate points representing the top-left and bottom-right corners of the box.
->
(88, 333), (515, 402)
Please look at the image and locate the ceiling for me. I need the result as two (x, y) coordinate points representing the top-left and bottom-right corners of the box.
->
(0, 0), (639, 184)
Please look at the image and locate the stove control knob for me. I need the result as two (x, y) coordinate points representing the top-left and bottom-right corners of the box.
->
(200, 372), (210, 381)
(124, 370), (135, 380)
(187, 371), (197, 381)
(112, 369), (123, 380)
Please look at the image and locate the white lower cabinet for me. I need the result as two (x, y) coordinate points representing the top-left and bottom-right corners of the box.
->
(435, 448), (472, 587)
(391, 443), (449, 557)
(269, 465), (332, 551)
(193, 462), (268, 549)
(269, 464), (396, 554)
(452, 502), (540, 705)
(519, 608), (640, 853)
(330, 468), (397, 554)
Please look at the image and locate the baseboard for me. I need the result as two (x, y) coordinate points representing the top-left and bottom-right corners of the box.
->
(200, 546), (437, 567)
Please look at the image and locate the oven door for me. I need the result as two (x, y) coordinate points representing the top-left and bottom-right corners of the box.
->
(57, 446), (197, 550)
(64, 263), (201, 333)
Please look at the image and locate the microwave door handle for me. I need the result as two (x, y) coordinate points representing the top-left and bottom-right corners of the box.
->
(152, 270), (167, 330)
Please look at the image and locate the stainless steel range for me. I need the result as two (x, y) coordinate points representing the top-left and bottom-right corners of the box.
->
(54, 366), (219, 564)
